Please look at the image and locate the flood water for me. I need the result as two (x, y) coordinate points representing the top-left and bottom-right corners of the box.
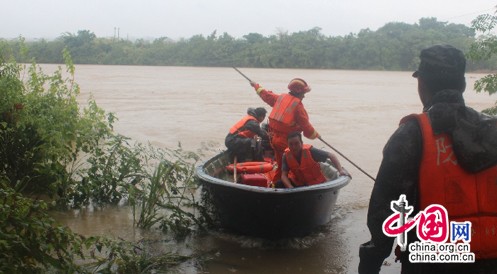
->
(43, 64), (494, 273)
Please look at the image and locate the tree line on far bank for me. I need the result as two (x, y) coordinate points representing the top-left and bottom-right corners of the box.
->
(1, 10), (497, 273)
(1, 17), (497, 71)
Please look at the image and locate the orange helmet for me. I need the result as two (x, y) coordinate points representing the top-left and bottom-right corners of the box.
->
(287, 78), (311, 94)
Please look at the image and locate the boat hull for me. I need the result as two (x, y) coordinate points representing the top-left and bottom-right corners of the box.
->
(196, 151), (350, 238)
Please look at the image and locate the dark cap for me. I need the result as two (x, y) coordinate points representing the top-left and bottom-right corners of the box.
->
(412, 45), (466, 79)
(247, 107), (267, 117)
(254, 107), (267, 117)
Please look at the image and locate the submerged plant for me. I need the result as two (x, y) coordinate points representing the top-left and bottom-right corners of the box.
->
(0, 182), (190, 273)
(129, 145), (211, 238)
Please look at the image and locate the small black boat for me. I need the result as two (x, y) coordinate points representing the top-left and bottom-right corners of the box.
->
(196, 151), (350, 239)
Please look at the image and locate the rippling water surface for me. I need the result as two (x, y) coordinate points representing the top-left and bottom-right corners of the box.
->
(42, 64), (493, 273)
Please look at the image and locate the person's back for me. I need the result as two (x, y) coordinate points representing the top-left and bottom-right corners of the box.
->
(398, 97), (497, 273)
(359, 45), (497, 274)
(267, 93), (303, 134)
(225, 107), (267, 162)
(249, 79), (320, 181)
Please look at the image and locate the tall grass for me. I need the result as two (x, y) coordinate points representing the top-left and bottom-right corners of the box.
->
(129, 146), (210, 238)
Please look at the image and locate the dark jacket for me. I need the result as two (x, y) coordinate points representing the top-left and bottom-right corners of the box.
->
(359, 89), (497, 274)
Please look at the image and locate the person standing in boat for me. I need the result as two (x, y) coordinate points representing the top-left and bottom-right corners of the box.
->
(225, 107), (268, 162)
(359, 45), (497, 273)
(278, 132), (349, 188)
(249, 78), (320, 181)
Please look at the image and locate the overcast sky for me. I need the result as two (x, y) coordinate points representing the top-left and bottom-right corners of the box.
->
(2, 0), (495, 40)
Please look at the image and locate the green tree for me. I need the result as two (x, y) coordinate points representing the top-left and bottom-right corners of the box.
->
(60, 30), (99, 63)
(468, 9), (497, 114)
(0, 49), (200, 273)
(1, 18), (485, 71)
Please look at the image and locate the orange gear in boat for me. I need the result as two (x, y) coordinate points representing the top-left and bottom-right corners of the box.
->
(226, 161), (274, 174)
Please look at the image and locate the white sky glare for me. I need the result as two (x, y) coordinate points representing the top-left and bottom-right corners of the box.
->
(3, 0), (495, 40)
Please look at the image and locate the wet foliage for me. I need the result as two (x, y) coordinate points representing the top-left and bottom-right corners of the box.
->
(0, 47), (207, 272)
(469, 8), (497, 115)
(128, 144), (211, 238)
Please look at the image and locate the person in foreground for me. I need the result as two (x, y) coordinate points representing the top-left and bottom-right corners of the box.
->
(225, 107), (268, 162)
(359, 44), (497, 273)
(249, 78), (320, 181)
(278, 132), (349, 188)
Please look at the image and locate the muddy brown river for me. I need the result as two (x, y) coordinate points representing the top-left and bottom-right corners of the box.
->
(42, 64), (493, 273)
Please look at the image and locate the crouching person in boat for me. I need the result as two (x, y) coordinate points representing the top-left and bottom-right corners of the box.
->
(225, 107), (268, 162)
(277, 132), (350, 188)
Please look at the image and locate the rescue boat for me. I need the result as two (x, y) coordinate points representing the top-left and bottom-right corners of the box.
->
(196, 151), (350, 239)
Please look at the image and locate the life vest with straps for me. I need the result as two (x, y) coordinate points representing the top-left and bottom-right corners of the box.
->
(268, 94), (302, 134)
(284, 144), (326, 186)
(229, 115), (259, 138)
(412, 113), (497, 259)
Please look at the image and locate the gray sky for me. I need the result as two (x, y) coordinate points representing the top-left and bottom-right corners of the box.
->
(3, 0), (495, 40)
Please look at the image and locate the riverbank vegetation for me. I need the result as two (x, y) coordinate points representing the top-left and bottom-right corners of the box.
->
(2, 17), (497, 71)
(468, 10), (497, 114)
(2, 10), (497, 272)
(0, 50), (210, 272)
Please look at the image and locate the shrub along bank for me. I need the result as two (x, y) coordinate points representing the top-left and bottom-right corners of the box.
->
(0, 50), (209, 272)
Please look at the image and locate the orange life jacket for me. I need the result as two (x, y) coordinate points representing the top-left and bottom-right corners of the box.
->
(268, 94), (302, 134)
(284, 144), (326, 186)
(413, 113), (497, 259)
(229, 115), (259, 138)
(226, 161), (274, 174)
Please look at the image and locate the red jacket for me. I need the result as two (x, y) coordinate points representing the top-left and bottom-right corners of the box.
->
(416, 113), (497, 259)
(259, 91), (318, 139)
(284, 144), (326, 186)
